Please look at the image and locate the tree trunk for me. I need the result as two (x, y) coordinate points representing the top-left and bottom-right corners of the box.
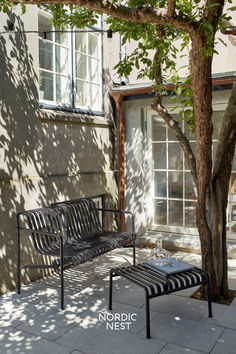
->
(191, 37), (236, 300)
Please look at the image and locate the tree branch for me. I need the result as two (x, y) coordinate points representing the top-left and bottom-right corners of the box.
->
(212, 80), (236, 184)
(203, 0), (225, 27)
(152, 102), (198, 185)
(167, 0), (176, 19)
(12, 0), (196, 34)
(151, 26), (197, 185)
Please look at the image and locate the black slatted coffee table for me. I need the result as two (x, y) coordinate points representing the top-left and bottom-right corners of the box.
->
(109, 263), (212, 338)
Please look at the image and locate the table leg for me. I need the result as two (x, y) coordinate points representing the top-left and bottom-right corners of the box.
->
(109, 270), (113, 310)
(145, 292), (151, 339)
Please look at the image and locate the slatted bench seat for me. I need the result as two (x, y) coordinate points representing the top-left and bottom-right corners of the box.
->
(17, 198), (136, 309)
(109, 263), (212, 338)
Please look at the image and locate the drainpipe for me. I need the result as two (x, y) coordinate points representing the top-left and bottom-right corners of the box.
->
(111, 92), (125, 232)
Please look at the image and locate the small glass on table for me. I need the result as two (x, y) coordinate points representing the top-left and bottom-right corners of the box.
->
(150, 238), (169, 266)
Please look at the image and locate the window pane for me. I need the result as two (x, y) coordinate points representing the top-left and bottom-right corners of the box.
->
(39, 71), (53, 101)
(185, 172), (197, 199)
(185, 201), (197, 228)
(169, 172), (183, 199)
(56, 75), (70, 103)
(88, 58), (99, 82)
(55, 46), (69, 75)
(154, 172), (167, 198)
(169, 200), (183, 226)
(38, 14), (53, 41)
(88, 33), (98, 57)
(55, 28), (68, 46)
(213, 111), (223, 140)
(168, 143), (183, 170)
(184, 124), (195, 140)
(153, 143), (166, 169)
(154, 199), (167, 225)
(39, 40), (53, 70)
(76, 80), (88, 107)
(90, 84), (100, 111)
(76, 53), (87, 80)
(152, 116), (166, 141)
(75, 33), (87, 53)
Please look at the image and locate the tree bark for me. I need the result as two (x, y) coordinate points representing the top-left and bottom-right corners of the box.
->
(190, 35), (236, 299)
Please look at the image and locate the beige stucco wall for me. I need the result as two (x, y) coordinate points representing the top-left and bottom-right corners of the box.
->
(0, 6), (119, 294)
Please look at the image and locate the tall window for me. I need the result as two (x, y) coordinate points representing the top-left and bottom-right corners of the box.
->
(150, 109), (236, 238)
(38, 11), (102, 112)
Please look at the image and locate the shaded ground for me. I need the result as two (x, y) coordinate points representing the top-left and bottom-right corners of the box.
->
(1, 248), (236, 354)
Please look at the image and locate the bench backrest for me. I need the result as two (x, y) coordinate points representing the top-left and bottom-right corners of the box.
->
(18, 198), (103, 254)
(53, 198), (103, 240)
(19, 206), (63, 254)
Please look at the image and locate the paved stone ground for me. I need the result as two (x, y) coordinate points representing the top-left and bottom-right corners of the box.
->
(1, 248), (236, 354)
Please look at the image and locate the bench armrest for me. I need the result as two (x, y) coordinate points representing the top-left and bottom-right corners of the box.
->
(16, 226), (64, 240)
(96, 208), (135, 234)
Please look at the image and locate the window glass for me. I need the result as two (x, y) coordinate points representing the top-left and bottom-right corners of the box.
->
(39, 41), (53, 70)
(76, 53), (87, 80)
(169, 200), (183, 226)
(151, 109), (235, 236)
(154, 172), (167, 198)
(153, 143), (166, 169)
(88, 33), (98, 57)
(152, 117), (166, 141)
(38, 11), (102, 111)
(75, 33), (87, 52)
(76, 80), (88, 107)
(39, 71), (53, 101)
(168, 143), (183, 170)
(169, 172), (183, 199)
(55, 46), (69, 75)
(154, 200), (167, 225)
(185, 201), (197, 227)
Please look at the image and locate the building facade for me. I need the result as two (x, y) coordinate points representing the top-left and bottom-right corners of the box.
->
(0, 5), (122, 293)
(0, 5), (236, 294)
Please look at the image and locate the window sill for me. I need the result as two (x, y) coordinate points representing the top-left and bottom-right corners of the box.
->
(37, 108), (113, 127)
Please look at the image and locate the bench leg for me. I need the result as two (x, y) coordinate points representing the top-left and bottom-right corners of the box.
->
(145, 292), (151, 339)
(207, 276), (213, 318)
(109, 270), (114, 310)
(60, 239), (64, 310)
(133, 241), (136, 265)
(17, 228), (21, 294)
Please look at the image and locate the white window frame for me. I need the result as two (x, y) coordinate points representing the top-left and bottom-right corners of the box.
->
(38, 9), (103, 113)
(146, 102), (236, 240)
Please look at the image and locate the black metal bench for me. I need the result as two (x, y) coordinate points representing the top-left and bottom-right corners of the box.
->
(109, 264), (212, 338)
(17, 198), (136, 309)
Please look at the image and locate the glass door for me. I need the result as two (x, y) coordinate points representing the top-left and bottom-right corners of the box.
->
(146, 108), (236, 238)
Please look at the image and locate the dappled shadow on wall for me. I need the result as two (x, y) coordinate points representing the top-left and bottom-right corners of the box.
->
(0, 14), (113, 293)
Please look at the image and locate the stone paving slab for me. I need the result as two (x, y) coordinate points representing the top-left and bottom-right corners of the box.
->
(159, 343), (205, 354)
(215, 302), (236, 330)
(211, 328), (236, 354)
(0, 328), (72, 354)
(55, 323), (166, 354)
(149, 293), (226, 323)
(139, 311), (224, 353)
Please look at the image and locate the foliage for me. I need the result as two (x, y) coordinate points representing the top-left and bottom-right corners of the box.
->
(0, 0), (235, 133)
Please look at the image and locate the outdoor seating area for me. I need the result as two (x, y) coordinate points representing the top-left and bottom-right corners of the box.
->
(1, 248), (236, 353)
(17, 198), (136, 310)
